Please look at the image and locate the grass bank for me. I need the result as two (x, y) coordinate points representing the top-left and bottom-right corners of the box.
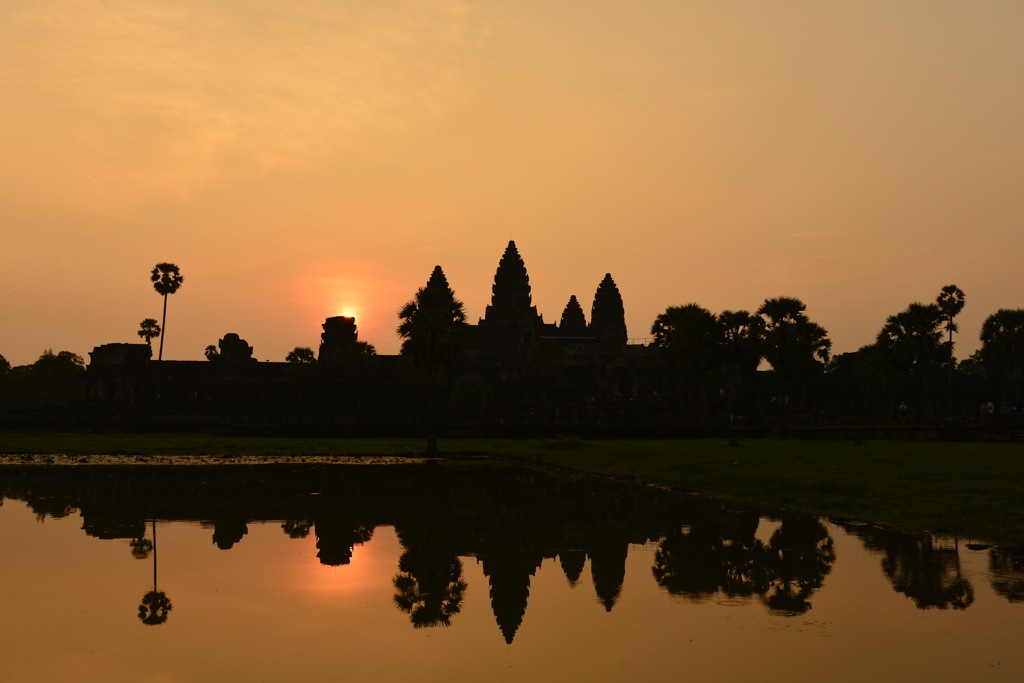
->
(1, 431), (1021, 544)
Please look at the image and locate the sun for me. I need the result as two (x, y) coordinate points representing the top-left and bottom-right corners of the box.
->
(335, 304), (358, 321)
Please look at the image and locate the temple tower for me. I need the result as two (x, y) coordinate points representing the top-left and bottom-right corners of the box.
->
(589, 273), (627, 346)
(558, 295), (589, 337)
(318, 316), (359, 366)
(479, 241), (543, 355)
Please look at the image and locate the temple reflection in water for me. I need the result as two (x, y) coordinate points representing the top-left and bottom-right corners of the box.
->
(2, 460), (1017, 647)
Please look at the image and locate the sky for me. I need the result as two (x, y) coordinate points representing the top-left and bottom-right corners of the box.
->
(2, 0), (1022, 366)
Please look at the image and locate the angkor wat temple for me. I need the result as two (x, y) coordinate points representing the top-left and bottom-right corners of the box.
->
(80, 241), (673, 433)
(76, 240), (966, 434)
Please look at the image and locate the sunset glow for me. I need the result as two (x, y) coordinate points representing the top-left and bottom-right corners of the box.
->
(294, 534), (392, 599)
(2, 1), (1022, 364)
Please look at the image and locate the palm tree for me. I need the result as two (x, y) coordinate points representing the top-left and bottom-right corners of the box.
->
(392, 549), (468, 628)
(756, 297), (831, 431)
(151, 263), (184, 361)
(936, 285), (966, 412)
(137, 519), (172, 625)
(137, 318), (161, 349)
(717, 310), (765, 417)
(397, 266), (466, 453)
(876, 302), (947, 411)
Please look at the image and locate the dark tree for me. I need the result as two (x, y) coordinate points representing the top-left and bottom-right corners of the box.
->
(285, 346), (316, 364)
(651, 303), (720, 416)
(717, 309), (765, 414)
(392, 549), (468, 628)
(936, 285), (965, 411)
(151, 262), (184, 361)
(756, 297), (831, 429)
(397, 266), (467, 453)
(936, 285), (966, 356)
(876, 302), (948, 410)
(137, 318), (161, 348)
(138, 519), (172, 626)
(25, 349), (85, 407)
(980, 308), (1024, 411)
(204, 344), (219, 361)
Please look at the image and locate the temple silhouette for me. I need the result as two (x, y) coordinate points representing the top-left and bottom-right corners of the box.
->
(80, 241), (672, 433)
(68, 240), (995, 434)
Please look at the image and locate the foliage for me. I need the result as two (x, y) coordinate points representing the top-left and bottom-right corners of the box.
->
(137, 318), (161, 347)
(204, 345), (219, 361)
(137, 590), (172, 626)
(651, 303), (720, 412)
(1, 349), (86, 408)
(980, 308), (1024, 408)
(757, 297), (831, 377)
(756, 298), (830, 427)
(875, 301), (948, 405)
(397, 267), (467, 452)
(151, 262), (184, 361)
(935, 284), (966, 360)
(285, 346), (316, 364)
(397, 281), (466, 377)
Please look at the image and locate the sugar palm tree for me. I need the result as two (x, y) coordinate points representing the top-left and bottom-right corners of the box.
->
(756, 297), (831, 431)
(151, 263), (184, 361)
(397, 266), (466, 453)
(876, 302), (947, 410)
(137, 519), (172, 625)
(936, 285), (966, 412)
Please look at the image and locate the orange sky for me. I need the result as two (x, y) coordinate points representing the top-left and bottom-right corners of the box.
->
(2, 1), (1022, 365)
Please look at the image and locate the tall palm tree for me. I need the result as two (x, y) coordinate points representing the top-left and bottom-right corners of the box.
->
(397, 266), (466, 453)
(151, 263), (184, 361)
(936, 285), (966, 412)
(137, 519), (172, 626)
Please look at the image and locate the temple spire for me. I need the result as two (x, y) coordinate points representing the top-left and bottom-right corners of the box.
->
(559, 295), (588, 337)
(485, 240), (533, 321)
(426, 265), (451, 292)
(590, 273), (627, 346)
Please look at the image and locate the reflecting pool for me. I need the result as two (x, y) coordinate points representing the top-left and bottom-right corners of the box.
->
(1, 462), (1022, 682)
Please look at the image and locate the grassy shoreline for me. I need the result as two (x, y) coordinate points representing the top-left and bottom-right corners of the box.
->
(1, 431), (1021, 544)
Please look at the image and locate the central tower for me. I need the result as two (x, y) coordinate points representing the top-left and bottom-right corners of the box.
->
(478, 240), (545, 358)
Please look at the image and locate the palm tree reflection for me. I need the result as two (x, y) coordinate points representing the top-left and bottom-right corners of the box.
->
(137, 518), (172, 626)
(392, 548), (467, 628)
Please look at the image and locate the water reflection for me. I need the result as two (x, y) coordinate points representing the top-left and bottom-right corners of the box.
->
(840, 523), (975, 610)
(990, 551), (1024, 603)
(0, 461), (1020, 648)
(651, 510), (835, 615)
(137, 520), (172, 626)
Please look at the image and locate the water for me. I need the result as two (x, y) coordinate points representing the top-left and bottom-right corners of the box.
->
(1, 463), (1021, 682)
